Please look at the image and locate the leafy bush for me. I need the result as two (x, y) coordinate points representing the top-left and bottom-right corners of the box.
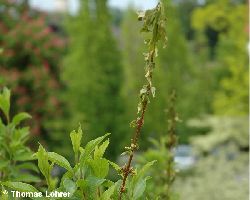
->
(31, 127), (156, 199)
(188, 116), (249, 152)
(174, 116), (249, 200)
(0, 88), (40, 184)
(175, 145), (248, 200)
(191, 0), (248, 115)
(0, 88), (156, 199)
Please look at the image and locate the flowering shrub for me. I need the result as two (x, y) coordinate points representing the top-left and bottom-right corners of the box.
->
(0, 0), (65, 136)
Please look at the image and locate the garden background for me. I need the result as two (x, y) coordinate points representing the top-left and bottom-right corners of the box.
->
(0, 0), (248, 199)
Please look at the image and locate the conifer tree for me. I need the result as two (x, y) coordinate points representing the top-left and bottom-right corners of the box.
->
(63, 0), (124, 157)
(149, 1), (198, 141)
(120, 8), (146, 147)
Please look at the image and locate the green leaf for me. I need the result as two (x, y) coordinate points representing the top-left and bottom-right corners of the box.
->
(102, 180), (115, 188)
(70, 126), (83, 155)
(76, 179), (87, 190)
(100, 182), (117, 200)
(80, 133), (110, 163)
(36, 145), (51, 187)
(60, 170), (74, 186)
(77, 176), (105, 195)
(108, 160), (121, 172)
(128, 161), (155, 199)
(16, 162), (39, 173)
(94, 139), (109, 159)
(132, 178), (150, 200)
(13, 127), (30, 143)
(63, 178), (76, 195)
(0, 87), (10, 119)
(0, 161), (9, 170)
(12, 112), (31, 126)
(1, 182), (38, 192)
(48, 152), (72, 171)
(135, 160), (156, 182)
(89, 158), (109, 178)
(12, 174), (40, 183)
(14, 149), (34, 161)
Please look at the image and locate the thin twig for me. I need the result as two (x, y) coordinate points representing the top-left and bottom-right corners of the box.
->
(165, 90), (179, 199)
(119, 101), (148, 196)
(119, 2), (167, 199)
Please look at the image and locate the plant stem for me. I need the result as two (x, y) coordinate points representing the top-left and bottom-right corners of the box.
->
(119, 101), (148, 197)
(119, 2), (167, 198)
(164, 90), (178, 199)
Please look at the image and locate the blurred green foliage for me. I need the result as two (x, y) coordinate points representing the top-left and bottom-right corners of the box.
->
(173, 1), (248, 198)
(122, 1), (214, 144)
(137, 137), (177, 199)
(175, 116), (248, 200)
(63, 0), (125, 159)
(189, 116), (248, 152)
(175, 147), (248, 200)
(1, 0), (247, 156)
(137, 91), (179, 200)
(191, 0), (248, 115)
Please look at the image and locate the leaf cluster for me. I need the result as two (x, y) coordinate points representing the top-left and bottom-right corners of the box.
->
(0, 88), (156, 199)
(136, 2), (167, 117)
(0, 88), (40, 185)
